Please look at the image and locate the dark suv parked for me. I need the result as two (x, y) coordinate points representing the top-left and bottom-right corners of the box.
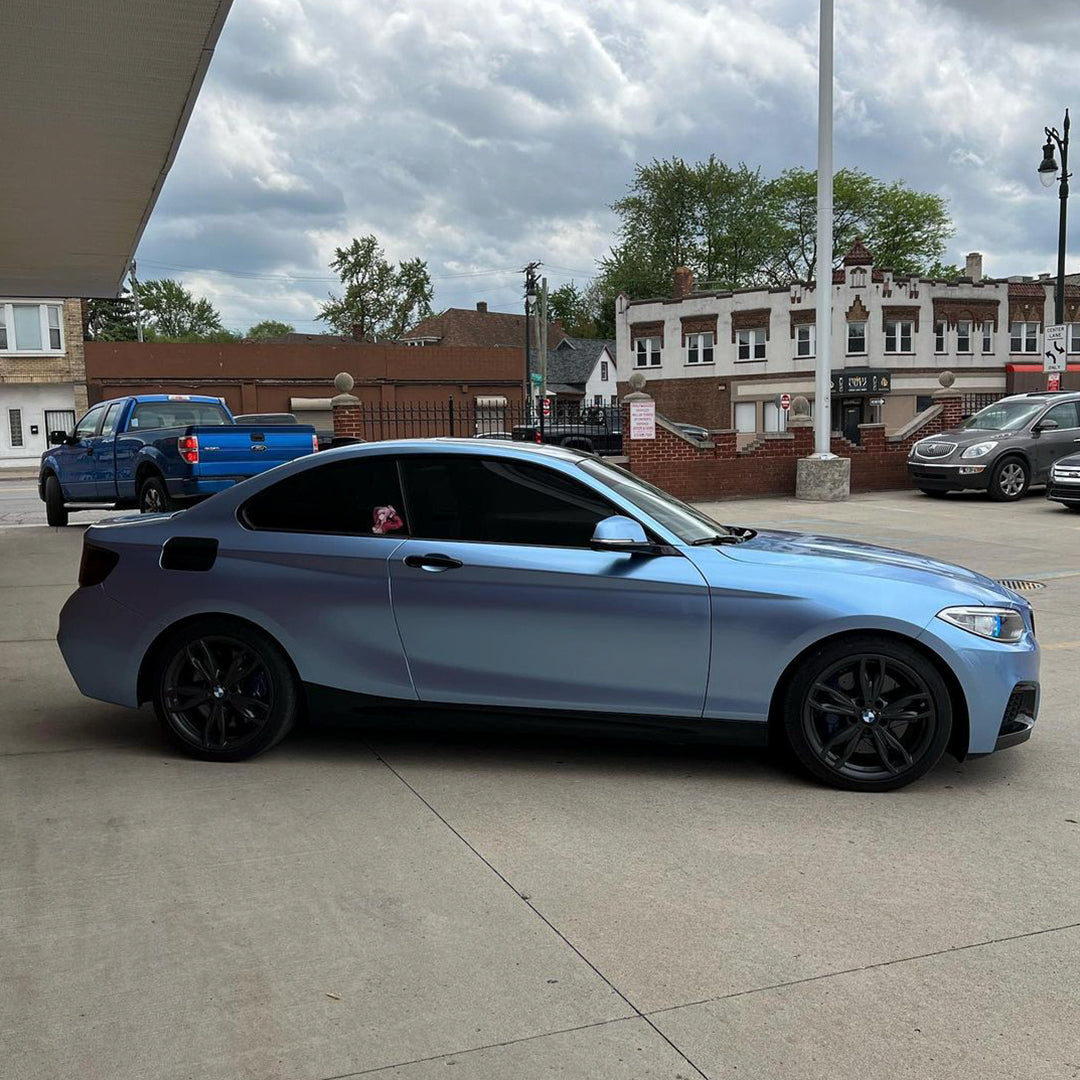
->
(908, 392), (1080, 501)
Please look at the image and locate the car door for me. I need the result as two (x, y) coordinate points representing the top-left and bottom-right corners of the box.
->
(1031, 400), (1080, 479)
(56, 403), (107, 500)
(389, 453), (712, 717)
(89, 401), (124, 498)
(228, 453), (415, 700)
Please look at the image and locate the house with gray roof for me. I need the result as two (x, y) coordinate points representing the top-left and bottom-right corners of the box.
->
(530, 335), (617, 414)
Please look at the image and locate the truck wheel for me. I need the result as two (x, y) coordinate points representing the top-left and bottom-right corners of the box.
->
(139, 475), (174, 514)
(44, 475), (68, 527)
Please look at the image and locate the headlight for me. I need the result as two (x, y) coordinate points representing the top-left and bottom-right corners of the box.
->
(937, 606), (1026, 642)
(961, 441), (998, 459)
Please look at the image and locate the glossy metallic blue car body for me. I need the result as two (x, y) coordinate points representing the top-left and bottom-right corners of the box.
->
(58, 440), (1039, 768)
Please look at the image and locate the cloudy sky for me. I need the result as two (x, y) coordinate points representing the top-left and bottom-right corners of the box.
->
(135, 0), (1080, 333)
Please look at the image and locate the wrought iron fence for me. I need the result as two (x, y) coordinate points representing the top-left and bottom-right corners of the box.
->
(342, 400), (624, 455)
(959, 392), (1006, 417)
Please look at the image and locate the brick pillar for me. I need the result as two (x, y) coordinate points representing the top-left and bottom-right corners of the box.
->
(622, 386), (654, 473)
(331, 371), (363, 442)
(933, 391), (964, 428)
(857, 423), (886, 451)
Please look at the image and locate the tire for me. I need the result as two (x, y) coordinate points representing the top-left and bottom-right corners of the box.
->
(1063, 503), (1080, 513)
(138, 474), (174, 514)
(44, 475), (68, 527)
(988, 456), (1030, 502)
(917, 488), (949, 498)
(152, 618), (299, 762)
(782, 635), (953, 792)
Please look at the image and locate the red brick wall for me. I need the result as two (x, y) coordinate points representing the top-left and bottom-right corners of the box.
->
(625, 397), (961, 500)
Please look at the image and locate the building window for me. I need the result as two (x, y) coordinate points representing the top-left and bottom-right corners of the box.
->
(957, 319), (972, 354)
(1010, 322), (1039, 353)
(0, 303), (64, 352)
(600, 360), (609, 381)
(634, 337), (661, 367)
(795, 324), (815, 358)
(734, 401), (757, 432)
(884, 320), (914, 353)
(593, 394), (604, 406)
(8, 409), (24, 448)
(736, 328), (767, 362)
(847, 322), (867, 354)
(982, 321), (994, 353)
(934, 319), (947, 353)
(763, 402), (788, 432)
(1069, 324), (1080, 353)
(686, 331), (714, 365)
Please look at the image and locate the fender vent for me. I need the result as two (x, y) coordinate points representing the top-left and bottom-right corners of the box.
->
(997, 578), (1045, 592)
(160, 537), (218, 572)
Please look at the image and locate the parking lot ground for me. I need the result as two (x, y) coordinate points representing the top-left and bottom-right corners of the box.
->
(2, 489), (1079, 1079)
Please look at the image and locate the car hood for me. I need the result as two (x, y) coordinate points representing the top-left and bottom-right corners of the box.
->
(717, 529), (1015, 604)
(912, 427), (1024, 451)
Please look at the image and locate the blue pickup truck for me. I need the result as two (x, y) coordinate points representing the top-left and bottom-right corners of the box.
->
(39, 394), (317, 526)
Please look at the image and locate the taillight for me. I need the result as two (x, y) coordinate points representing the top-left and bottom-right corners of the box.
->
(79, 542), (120, 587)
(178, 435), (199, 464)
(312, 433), (319, 453)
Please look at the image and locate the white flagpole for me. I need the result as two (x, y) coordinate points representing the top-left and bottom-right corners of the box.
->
(814, 0), (834, 457)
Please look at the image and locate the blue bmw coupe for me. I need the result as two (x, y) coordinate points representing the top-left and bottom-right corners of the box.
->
(58, 440), (1039, 791)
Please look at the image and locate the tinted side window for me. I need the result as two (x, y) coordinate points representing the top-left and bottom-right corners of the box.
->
(241, 457), (407, 536)
(401, 456), (616, 547)
(74, 405), (107, 439)
(1043, 401), (1080, 428)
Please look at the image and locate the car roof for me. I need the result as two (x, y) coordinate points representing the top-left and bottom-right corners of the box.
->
(315, 437), (592, 464)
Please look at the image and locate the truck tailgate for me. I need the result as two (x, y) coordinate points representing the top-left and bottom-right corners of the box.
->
(187, 424), (316, 479)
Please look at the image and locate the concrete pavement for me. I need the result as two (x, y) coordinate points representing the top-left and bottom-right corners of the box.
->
(1, 490), (1079, 1078)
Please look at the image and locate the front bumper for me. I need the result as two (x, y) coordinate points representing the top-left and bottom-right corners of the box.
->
(917, 616), (1040, 756)
(907, 461), (991, 491)
(1046, 478), (1080, 504)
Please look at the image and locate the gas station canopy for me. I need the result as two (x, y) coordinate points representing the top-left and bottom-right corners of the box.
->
(1, 0), (233, 297)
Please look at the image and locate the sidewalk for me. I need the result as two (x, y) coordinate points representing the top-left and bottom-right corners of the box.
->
(0, 467), (40, 481)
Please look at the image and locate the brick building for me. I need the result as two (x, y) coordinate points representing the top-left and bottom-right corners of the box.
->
(615, 244), (1080, 443)
(0, 299), (86, 467)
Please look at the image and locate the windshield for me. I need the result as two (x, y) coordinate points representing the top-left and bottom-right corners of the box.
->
(961, 400), (1045, 432)
(578, 458), (731, 543)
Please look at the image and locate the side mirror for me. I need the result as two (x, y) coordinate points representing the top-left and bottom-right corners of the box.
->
(1034, 418), (1060, 433)
(590, 515), (654, 554)
(48, 430), (69, 446)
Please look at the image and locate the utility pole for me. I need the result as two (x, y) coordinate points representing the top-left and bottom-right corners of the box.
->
(129, 260), (144, 342)
(522, 262), (540, 422)
(539, 276), (548, 440)
(813, 0), (833, 459)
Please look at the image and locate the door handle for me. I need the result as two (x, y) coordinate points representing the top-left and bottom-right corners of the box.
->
(404, 553), (463, 572)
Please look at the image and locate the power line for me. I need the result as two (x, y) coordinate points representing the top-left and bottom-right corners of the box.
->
(136, 260), (526, 284)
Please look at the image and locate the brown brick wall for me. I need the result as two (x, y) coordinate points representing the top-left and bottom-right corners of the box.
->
(623, 397), (961, 501)
(617, 376), (731, 429)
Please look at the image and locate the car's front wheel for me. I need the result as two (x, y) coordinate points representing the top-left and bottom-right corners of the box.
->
(988, 456), (1030, 502)
(44, 475), (68, 527)
(152, 619), (299, 761)
(783, 636), (952, 792)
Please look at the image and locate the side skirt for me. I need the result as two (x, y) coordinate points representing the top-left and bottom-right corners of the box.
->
(302, 683), (769, 747)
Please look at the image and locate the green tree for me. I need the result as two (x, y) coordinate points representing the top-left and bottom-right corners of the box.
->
(84, 290), (139, 341)
(136, 278), (226, 339)
(246, 319), (295, 340)
(317, 236), (434, 340)
(548, 281), (604, 338)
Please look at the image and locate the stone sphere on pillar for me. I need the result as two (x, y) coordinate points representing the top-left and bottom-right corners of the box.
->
(628, 372), (647, 392)
(334, 371), (355, 394)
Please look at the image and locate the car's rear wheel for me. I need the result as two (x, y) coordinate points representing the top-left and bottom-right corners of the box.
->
(917, 488), (949, 498)
(783, 636), (952, 792)
(139, 474), (173, 514)
(44, 475), (68, 527)
(989, 456), (1029, 502)
(152, 620), (299, 762)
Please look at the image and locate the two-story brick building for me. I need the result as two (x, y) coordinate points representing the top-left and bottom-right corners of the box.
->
(0, 299), (86, 467)
(615, 242), (1079, 443)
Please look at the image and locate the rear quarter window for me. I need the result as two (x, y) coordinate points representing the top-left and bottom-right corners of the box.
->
(240, 457), (407, 536)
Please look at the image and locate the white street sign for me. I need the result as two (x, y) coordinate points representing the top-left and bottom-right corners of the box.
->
(629, 400), (656, 440)
(1044, 324), (1067, 372)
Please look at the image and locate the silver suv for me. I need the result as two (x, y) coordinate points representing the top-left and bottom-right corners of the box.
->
(908, 392), (1080, 501)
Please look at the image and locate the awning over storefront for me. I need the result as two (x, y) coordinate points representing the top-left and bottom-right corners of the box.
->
(1, 0), (233, 297)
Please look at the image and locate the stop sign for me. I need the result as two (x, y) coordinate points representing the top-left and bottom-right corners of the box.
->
(780, 392), (791, 411)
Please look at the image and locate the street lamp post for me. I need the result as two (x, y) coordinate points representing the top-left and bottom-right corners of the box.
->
(1038, 108), (1070, 326)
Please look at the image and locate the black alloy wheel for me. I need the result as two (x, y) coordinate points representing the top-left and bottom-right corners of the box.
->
(784, 637), (952, 791)
(154, 621), (298, 761)
(139, 475), (173, 514)
(989, 456), (1029, 502)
